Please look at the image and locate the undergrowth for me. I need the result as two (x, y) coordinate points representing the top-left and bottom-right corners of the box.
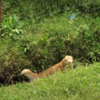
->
(1, 0), (100, 84)
(1, 11), (100, 84)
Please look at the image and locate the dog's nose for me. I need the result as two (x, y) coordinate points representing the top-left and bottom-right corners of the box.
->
(68, 60), (73, 63)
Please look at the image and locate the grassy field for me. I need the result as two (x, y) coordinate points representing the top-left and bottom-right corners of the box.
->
(1, 0), (100, 99)
(0, 62), (100, 100)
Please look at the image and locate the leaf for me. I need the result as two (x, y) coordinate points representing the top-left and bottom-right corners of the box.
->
(24, 48), (27, 53)
(9, 33), (13, 36)
(12, 29), (21, 34)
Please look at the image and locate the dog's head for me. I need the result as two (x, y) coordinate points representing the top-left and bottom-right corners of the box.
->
(62, 55), (73, 67)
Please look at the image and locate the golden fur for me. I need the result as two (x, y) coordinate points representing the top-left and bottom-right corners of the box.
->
(21, 55), (73, 81)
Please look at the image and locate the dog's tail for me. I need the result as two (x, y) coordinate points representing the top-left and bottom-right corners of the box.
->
(21, 69), (39, 81)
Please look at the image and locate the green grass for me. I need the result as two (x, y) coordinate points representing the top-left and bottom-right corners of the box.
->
(0, 63), (100, 100)
(1, 1), (100, 99)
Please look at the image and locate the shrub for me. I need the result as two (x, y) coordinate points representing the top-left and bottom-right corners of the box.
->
(2, 0), (100, 21)
(1, 0), (100, 84)
(2, 14), (23, 40)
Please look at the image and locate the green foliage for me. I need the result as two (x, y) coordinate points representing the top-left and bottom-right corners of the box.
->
(77, 17), (100, 62)
(33, 13), (100, 63)
(2, 14), (23, 40)
(1, 0), (100, 84)
(2, 0), (100, 21)
(1, 11), (100, 84)
(0, 63), (100, 100)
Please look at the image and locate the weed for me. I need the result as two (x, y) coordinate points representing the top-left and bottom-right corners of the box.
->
(2, 14), (23, 40)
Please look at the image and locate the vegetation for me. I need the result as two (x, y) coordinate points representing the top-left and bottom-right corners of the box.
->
(0, 63), (100, 100)
(0, 0), (100, 85)
(2, 0), (100, 20)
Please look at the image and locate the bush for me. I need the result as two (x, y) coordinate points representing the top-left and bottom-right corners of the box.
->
(2, 0), (100, 21)
(1, 0), (100, 84)
(1, 12), (100, 84)
(2, 14), (23, 40)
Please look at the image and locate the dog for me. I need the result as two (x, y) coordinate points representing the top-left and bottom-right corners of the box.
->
(21, 55), (73, 81)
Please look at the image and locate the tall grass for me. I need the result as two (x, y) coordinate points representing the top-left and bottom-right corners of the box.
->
(1, 0), (100, 84)
(1, 11), (100, 84)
